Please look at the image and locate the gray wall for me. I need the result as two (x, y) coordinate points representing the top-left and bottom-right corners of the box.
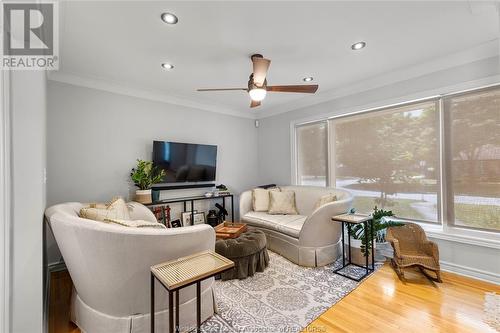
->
(46, 81), (259, 263)
(11, 71), (46, 333)
(257, 56), (500, 283)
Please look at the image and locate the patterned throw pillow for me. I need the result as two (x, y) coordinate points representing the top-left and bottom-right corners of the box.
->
(104, 218), (166, 229)
(252, 187), (280, 212)
(268, 190), (298, 215)
(80, 197), (131, 221)
(314, 194), (338, 210)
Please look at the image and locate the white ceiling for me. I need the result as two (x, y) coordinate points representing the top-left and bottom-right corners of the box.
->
(54, 1), (500, 117)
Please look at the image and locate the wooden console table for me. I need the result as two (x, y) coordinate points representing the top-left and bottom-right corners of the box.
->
(150, 251), (234, 333)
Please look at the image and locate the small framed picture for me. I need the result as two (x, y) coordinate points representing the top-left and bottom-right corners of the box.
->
(170, 219), (182, 228)
(193, 212), (205, 225)
(181, 211), (197, 226)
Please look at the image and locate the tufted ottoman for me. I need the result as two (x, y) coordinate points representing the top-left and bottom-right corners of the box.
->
(215, 229), (269, 280)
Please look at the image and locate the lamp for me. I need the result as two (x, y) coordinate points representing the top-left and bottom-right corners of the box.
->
(249, 88), (267, 101)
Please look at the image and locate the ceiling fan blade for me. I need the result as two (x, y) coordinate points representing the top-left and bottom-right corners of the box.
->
(250, 100), (261, 108)
(252, 57), (271, 86)
(197, 88), (247, 91)
(266, 85), (318, 93)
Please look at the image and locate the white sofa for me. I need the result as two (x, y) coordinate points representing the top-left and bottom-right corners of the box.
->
(45, 202), (216, 333)
(240, 186), (353, 267)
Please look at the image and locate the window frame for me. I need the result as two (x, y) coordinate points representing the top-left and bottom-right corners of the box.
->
(291, 83), (500, 240)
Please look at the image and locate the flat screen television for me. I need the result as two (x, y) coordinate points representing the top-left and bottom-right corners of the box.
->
(152, 141), (217, 183)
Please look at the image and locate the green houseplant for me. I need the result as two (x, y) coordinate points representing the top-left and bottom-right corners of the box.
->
(349, 206), (404, 258)
(130, 159), (165, 204)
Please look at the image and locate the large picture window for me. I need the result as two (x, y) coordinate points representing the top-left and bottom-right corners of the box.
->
(444, 87), (500, 232)
(332, 101), (440, 222)
(296, 121), (328, 186)
(293, 84), (500, 233)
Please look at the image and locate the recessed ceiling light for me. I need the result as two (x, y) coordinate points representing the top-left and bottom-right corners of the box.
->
(161, 12), (178, 24)
(351, 41), (366, 50)
(161, 63), (174, 70)
(303, 77), (314, 82)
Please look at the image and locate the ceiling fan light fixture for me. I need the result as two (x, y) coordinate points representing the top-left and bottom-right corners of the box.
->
(161, 12), (178, 24)
(249, 88), (267, 101)
(351, 41), (366, 50)
(161, 63), (174, 70)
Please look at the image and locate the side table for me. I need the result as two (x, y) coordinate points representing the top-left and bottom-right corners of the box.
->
(151, 251), (234, 333)
(331, 213), (375, 281)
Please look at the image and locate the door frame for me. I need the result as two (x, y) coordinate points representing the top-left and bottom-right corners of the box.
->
(0, 69), (12, 333)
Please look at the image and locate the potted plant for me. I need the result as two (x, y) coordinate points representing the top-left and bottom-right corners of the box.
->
(347, 206), (404, 265)
(130, 159), (165, 204)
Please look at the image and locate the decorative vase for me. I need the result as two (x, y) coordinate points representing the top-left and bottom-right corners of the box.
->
(206, 210), (219, 227)
(135, 189), (152, 204)
(151, 189), (160, 203)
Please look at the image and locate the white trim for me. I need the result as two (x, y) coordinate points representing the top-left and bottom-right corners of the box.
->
(0, 70), (11, 333)
(289, 121), (297, 185)
(47, 71), (256, 119)
(440, 260), (500, 285)
(258, 40), (499, 119)
(426, 228), (500, 250)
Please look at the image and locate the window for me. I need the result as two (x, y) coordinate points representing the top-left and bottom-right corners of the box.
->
(444, 87), (500, 232)
(332, 101), (440, 222)
(293, 84), (500, 234)
(296, 121), (328, 186)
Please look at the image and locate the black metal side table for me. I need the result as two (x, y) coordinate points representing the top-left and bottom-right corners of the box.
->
(331, 213), (375, 282)
(151, 251), (234, 333)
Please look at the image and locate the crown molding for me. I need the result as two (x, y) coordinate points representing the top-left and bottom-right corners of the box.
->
(47, 72), (256, 119)
(257, 39), (500, 119)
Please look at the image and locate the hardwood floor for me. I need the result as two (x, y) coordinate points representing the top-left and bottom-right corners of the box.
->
(303, 264), (500, 333)
(50, 264), (499, 333)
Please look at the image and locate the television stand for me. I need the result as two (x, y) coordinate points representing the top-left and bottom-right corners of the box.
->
(144, 193), (234, 224)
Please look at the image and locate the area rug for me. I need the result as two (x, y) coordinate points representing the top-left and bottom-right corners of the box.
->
(484, 292), (500, 331)
(201, 251), (379, 333)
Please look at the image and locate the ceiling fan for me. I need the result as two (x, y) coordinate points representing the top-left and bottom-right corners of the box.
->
(197, 54), (319, 108)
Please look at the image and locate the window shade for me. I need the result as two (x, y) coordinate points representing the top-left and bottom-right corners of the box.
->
(331, 101), (440, 222)
(444, 87), (500, 231)
(296, 121), (328, 186)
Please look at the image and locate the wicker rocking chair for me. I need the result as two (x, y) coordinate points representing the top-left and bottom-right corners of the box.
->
(386, 223), (442, 282)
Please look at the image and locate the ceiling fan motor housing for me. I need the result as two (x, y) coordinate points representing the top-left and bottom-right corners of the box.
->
(248, 74), (267, 90)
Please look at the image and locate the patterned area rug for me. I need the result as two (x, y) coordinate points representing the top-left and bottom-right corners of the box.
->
(201, 251), (378, 333)
(484, 292), (500, 331)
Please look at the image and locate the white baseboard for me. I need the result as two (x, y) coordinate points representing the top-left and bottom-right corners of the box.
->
(440, 260), (500, 285)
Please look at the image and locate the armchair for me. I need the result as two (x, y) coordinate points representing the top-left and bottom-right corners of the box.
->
(45, 201), (216, 333)
(386, 222), (442, 282)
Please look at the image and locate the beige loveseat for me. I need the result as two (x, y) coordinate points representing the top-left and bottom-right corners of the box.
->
(45, 202), (216, 333)
(240, 186), (353, 267)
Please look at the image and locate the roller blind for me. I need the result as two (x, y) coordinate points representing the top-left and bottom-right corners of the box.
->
(444, 87), (500, 231)
(331, 101), (440, 222)
(296, 121), (328, 186)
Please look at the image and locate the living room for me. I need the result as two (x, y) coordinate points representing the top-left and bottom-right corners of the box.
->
(1, 1), (499, 333)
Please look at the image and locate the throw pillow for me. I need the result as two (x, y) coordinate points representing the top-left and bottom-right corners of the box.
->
(268, 190), (298, 215)
(104, 218), (166, 229)
(314, 193), (338, 210)
(80, 197), (131, 222)
(252, 187), (280, 212)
